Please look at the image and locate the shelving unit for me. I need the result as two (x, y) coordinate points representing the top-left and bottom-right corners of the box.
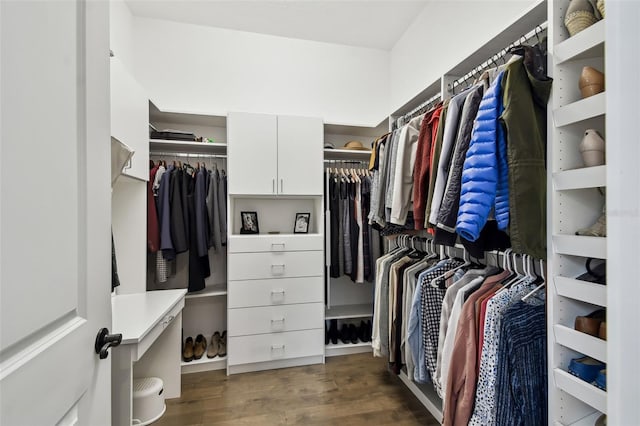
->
(150, 139), (227, 155)
(325, 341), (372, 357)
(181, 355), (227, 374)
(548, 1), (607, 423)
(323, 148), (371, 161)
(325, 303), (373, 320)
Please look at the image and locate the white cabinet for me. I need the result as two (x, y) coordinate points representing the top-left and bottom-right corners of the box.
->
(227, 112), (323, 195)
(110, 57), (148, 181)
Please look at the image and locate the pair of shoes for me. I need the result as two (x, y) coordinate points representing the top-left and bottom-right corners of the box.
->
(564, 0), (603, 37)
(207, 331), (227, 358)
(327, 319), (339, 344)
(183, 334), (207, 362)
(593, 369), (606, 390)
(358, 320), (372, 342)
(576, 205), (606, 237)
(575, 309), (606, 339)
(339, 324), (359, 344)
(568, 356), (606, 383)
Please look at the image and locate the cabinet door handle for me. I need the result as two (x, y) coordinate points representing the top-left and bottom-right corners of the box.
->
(271, 318), (285, 324)
(271, 243), (285, 251)
(270, 289), (285, 295)
(272, 179), (275, 194)
(280, 179), (283, 193)
(271, 344), (285, 351)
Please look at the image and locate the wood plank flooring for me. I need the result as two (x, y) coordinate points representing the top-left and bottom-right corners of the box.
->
(155, 353), (439, 425)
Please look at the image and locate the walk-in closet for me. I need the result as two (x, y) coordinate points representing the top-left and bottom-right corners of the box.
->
(1, 0), (639, 425)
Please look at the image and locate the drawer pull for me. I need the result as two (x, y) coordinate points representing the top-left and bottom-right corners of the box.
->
(271, 289), (285, 295)
(271, 264), (285, 274)
(271, 344), (285, 351)
(271, 243), (286, 251)
(271, 318), (286, 324)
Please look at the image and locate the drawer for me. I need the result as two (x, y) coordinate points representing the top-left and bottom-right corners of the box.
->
(228, 277), (323, 308)
(228, 303), (324, 336)
(228, 251), (323, 281)
(228, 329), (324, 365)
(228, 234), (323, 253)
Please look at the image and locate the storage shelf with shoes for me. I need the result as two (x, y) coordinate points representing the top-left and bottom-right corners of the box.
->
(325, 319), (372, 357)
(181, 331), (227, 374)
(555, 19), (605, 64)
(554, 368), (607, 414)
(553, 165), (606, 190)
(554, 92), (605, 127)
(555, 276), (607, 307)
(555, 325), (606, 363)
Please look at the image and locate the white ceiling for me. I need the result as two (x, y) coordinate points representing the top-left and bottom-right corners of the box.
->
(125, 1), (429, 50)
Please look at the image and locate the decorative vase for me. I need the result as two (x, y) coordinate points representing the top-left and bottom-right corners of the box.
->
(579, 66), (605, 98)
(579, 129), (605, 167)
(564, 0), (599, 36)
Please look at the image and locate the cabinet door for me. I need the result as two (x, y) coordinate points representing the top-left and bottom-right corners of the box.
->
(110, 57), (149, 181)
(228, 112), (278, 195)
(277, 115), (323, 195)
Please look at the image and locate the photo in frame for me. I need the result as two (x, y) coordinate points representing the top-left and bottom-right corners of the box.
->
(294, 213), (310, 234)
(240, 211), (259, 234)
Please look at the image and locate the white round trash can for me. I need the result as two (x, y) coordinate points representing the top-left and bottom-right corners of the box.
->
(132, 377), (166, 425)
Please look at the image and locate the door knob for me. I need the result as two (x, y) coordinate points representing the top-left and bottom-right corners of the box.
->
(95, 328), (122, 359)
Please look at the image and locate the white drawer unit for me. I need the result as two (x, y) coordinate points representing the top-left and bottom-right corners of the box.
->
(228, 329), (324, 366)
(228, 303), (324, 336)
(228, 251), (323, 281)
(228, 234), (323, 253)
(228, 277), (323, 308)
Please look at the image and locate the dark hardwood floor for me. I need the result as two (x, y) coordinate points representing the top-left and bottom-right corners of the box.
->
(155, 353), (439, 425)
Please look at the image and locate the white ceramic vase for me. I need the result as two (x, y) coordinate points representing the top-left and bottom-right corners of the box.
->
(579, 129), (605, 167)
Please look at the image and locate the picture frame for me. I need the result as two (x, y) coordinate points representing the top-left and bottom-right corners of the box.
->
(294, 212), (311, 234)
(240, 211), (259, 234)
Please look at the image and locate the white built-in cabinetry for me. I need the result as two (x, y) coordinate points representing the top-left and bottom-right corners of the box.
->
(548, 3), (607, 424)
(227, 112), (323, 196)
(227, 112), (325, 374)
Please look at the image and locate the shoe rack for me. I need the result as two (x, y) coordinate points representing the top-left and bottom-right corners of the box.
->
(548, 1), (607, 424)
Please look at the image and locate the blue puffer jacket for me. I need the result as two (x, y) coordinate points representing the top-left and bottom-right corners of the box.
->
(456, 70), (509, 241)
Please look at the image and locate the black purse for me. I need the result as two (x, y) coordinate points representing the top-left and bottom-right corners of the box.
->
(576, 258), (606, 284)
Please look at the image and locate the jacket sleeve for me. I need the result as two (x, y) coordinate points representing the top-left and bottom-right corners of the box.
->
(456, 71), (505, 242)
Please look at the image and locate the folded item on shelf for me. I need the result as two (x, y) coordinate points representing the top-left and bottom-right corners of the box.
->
(151, 129), (196, 141)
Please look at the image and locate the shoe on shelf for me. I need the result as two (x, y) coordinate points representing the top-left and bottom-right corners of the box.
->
(579, 129), (605, 167)
(593, 369), (606, 390)
(183, 336), (194, 362)
(194, 334), (207, 360)
(599, 322), (607, 340)
(564, 0), (601, 37)
(325, 321), (329, 345)
(595, 413), (607, 426)
(358, 320), (368, 343)
(329, 319), (338, 345)
(366, 320), (372, 342)
(579, 66), (605, 98)
(348, 324), (359, 344)
(576, 207), (606, 237)
(207, 332), (221, 359)
(218, 331), (227, 357)
(575, 309), (606, 337)
(596, 0), (605, 18)
(568, 356), (606, 383)
(340, 324), (350, 344)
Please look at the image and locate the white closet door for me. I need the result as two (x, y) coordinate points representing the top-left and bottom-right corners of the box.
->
(228, 112), (278, 195)
(276, 115), (323, 195)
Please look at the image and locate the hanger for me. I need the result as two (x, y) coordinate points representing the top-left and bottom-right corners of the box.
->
(522, 258), (546, 301)
(431, 245), (471, 288)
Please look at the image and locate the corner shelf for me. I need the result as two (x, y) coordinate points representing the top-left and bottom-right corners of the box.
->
(554, 93), (606, 127)
(555, 276), (606, 307)
(325, 303), (373, 320)
(325, 341), (371, 357)
(554, 325), (606, 363)
(150, 139), (227, 155)
(555, 20), (605, 64)
(553, 166), (606, 190)
(552, 235), (607, 259)
(185, 284), (228, 300)
(554, 368), (607, 414)
(181, 355), (227, 374)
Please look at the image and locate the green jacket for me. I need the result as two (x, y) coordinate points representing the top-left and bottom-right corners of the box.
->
(500, 57), (552, 259)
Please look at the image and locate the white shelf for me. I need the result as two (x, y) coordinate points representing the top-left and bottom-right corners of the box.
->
(325, 341), (372, 357)
(558, 411), (604, 426)
(552, 235), (607, 259)
(150, 139), (227, 154)
(555, 276), (606, 307)
(323, 148), (372, 161)
(185, 284), (227, 300)
(554, 368), (607, 414)
(325, 303), (373, 320)
(398, 370), (443, 422)
(553, 166), (606, 190)
(181, 355), (227, 374)
(554, 324), (606, 363)
(555, 20), (605, 64)
(554, 93), (606, 127)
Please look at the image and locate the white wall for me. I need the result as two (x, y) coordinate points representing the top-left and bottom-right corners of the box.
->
(133, 17), (389, 127)
(390, 0), (538, 113)
(109, 1), (135, 75)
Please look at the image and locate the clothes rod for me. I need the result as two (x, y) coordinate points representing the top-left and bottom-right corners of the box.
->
(394, 92), (442, 130)
(150, 151), (227, 159)
(448, 21), (548, 93)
